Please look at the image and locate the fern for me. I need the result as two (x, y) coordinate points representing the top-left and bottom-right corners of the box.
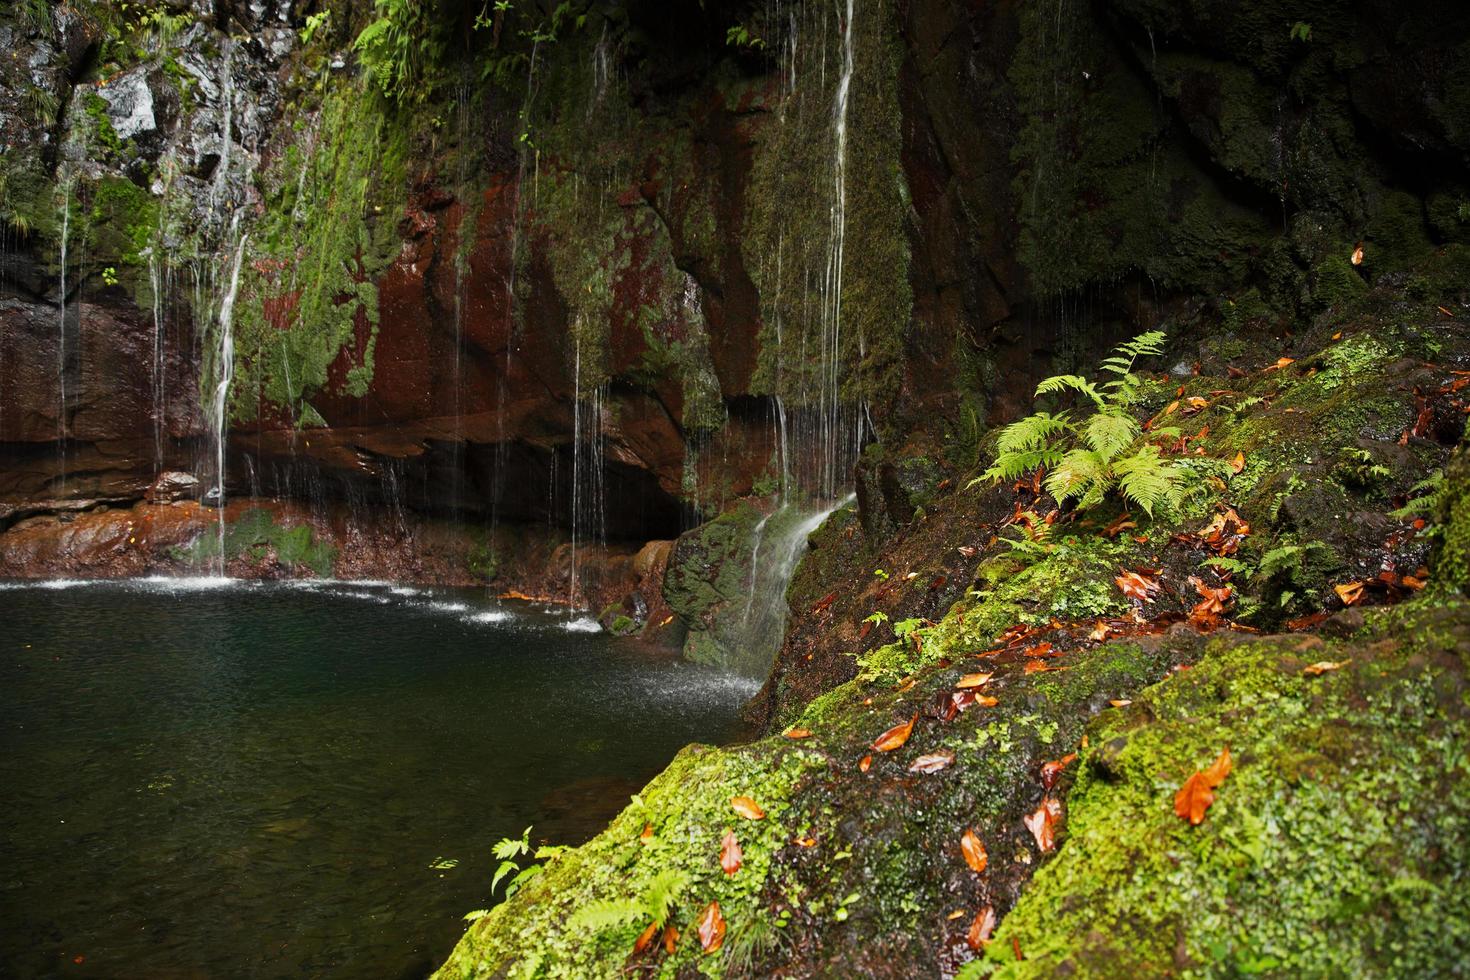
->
(1391, 471), (1446, 520)
(569, 869), (689, 936)
(977, 332), (1190, 517)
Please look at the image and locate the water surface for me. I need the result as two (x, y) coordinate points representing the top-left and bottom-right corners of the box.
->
(0, 578), (755, 978)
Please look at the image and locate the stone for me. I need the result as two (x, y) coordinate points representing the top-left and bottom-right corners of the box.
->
(99, 69), (156, 141)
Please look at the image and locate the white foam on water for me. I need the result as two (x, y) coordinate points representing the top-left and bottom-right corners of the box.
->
(426, 601), (470, 614)
(135, 575), (237, 590)
(464, 610), (512, 625)
(390, 586), (421, 597)
(561, 616), (602, 633)
(38, 579), (101, 590)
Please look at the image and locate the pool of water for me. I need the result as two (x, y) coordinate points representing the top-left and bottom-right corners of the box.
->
(0, 578), (757, 979)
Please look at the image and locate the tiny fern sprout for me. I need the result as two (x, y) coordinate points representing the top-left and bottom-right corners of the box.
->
(977, 331), (1188, 516)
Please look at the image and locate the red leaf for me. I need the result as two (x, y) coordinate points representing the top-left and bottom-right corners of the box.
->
(1024, 797), (1062, 852)
(720, 829), (743, 875)
(967, 906), (997, 949)
(859, 754), (873, 773)
(730, 796), (766, 820)
(960, 829), (988, 873)
(662, 925), (679, 955)
(1174, 746), (1232, 825)
(909, 750), (956, 773)
(873, 714), (917, 752)
(634, 921), (659, 954)
(696, 901), (726, 954)
(812, 591), (838, 613)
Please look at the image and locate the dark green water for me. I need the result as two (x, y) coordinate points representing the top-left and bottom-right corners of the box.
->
(0, 578), (756, 979)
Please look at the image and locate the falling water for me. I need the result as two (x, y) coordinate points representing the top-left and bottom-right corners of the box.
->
(56, 181), (71, 490)
(206, 223), (249, 571)
(819, 0), (857, 500)
(567, 337), (608, 610)
(729, 493), (855, 676)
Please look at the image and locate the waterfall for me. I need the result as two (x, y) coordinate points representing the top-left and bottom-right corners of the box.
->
(820, 0), (857, 500)
(567, 336), (607, 610)
(206, 223), (248, 572)
(728, 493), (854, 677)
(56, 180), (71, 490)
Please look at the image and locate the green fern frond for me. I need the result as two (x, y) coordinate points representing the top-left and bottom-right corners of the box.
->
(642, 869), (689, 927)
(981, 447), (1065, 483)
(1084, 411), (1139, 460)
(1113, 330), (1167, 362)
(1390, 471), (1446, 519)
(1113, 445), (1180, 516)
(996, 411), (1071, 455)
(1035, 374), (1104, 407)
(568, 897), (647, 934)
(1045, 449), (1107, 503)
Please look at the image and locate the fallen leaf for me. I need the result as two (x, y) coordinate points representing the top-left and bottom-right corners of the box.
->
(1109, 698), (1132, 707)
(1351, 242), (1364, 266)
(955, 672), (993, 689)
(1115, 568), (1161, 603)
(783, 728), (813, 739)
(1267, 357), (1295, 371)
(662, 925), (679, 955)
(1229, 451), (1246, 474)
(968, 906), (997, 949)
(1089, 620), (1111, 642)
(1040, 752), (1079, 790)
(640, 823), (653, 845)
(859, 754), (872, 773)
(696, 901), (726, 954)
(792, 836), (817, 848)
(910, 750), (956, 773)
(1024, 797), (1062, 852)
(812, 591), (838, 613)
(1103, 514), (1137, 538)
(873, 714), (918, 752)
(957, 545), (978, 558)
(720, 830), (742, 875)
(1174, 746), (1232, 825)
(960, 829), (989, 873)
(1303, 660), (1349, 676)
(1334, 581), (1366, 606)
(731, 796), (766, 820)
(947, 909), (967, 921)
(973, 694), (1000, 706)
(634, 921), (659, 954)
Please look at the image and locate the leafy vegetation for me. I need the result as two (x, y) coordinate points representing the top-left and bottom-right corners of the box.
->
(976, 332), (1208, 516)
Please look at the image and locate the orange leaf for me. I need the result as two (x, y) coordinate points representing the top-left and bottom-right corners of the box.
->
(967, 906), (997, 950)
(1229, 451), (1246, 474)
(1024, 797), (1062, 852)
(1040, 752), (1078, 790)
(634, 921), (659, 954)
(859, 754), (872, 773)
(955, 672), (993, 689)
(730, 796), (766, 820)
(1351, 243), (1364, 266)
(1334, 581), (1366, 606)
(1115, 568), (1161, 603)
(792, 836), (817, 848)
(1267, 357), (1295, 371)
(873, 714), (917, 752)
(696, 901), (726, 954)
(640, 823), (653, 845)
(960, 829), (989, 873)
(662, 925), (679, 955)
(1109, 698), (1132, 707)
(783, 727), (813, 739)
(1303, 659), (1349, 676)
(973, 694), (1000, 707)
(910, 750), (956, 773)
(1174, 746), (1232, 825)
(720, 829), (743, 875)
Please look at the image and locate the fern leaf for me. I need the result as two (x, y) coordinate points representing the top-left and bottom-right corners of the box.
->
(641, 869), (689, 927)
(1113, 446), (1179, 516)
(1084, 411), (1139, 460)
(568, 897), (648, 934)
(1035, 374), (1104, 407)
(981, 447), (1065, 483)
(996, 411), (1071, 455)
(1045, 449), (1105, 503)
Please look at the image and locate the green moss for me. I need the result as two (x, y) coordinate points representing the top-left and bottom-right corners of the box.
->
(177, 508), (336, 577)
(984, 598), (1470, 978)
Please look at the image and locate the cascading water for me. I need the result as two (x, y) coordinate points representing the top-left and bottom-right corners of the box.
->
(205, 222), (248, 572)
(56, 180), (71, 490)
(567, 336), (608, 611)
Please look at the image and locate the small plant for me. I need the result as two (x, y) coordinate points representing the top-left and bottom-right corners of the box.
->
(567, 868), (689, 938)
(489, 826), (567, 902)
(299, 11), (329, 45)
(726, 25), (766, 50)
(974, 331), (1196, 516)
(1289, 21), (1313, 42)
(101, 266), (119, 287)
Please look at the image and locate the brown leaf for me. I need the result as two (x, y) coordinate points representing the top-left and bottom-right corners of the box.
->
(1109, 698), (1132, 707)
(640, 822), (653, 845)
(973, 694), (1000, 706)
(1303, 659), (1349, 676)
(1040, 752), (1079, 790)
(967, 906), (997, 950)
(1115, 568), (1161, 603)
(1351, 242), (1364, 266)
(696, 901), (726, 954)
(1229, 451), (1246, 474)
(960, 829), (989, 873)
(1174, 746), (1232, 825)
(859, 754), (873, 773)
(1267, 357), (1295, 371)
(792, 836), (817, 848)
(955, 672), (993, 689)
(662, 925), (679, 955)
(1103, 514), (1137, 539)
(634, 921), (659, 954)
(720, 829), (743, 875)
(1089, 620), (1111, 642)
(1024, 797), (1062, 852)
(1334, 581), (1366, 606)
(730, 796), (766, 820)
(910, 750), (956, 773)
(873, 714), (918, 752)
(783, 727), (813, 740)
(812, 591), (838, 613)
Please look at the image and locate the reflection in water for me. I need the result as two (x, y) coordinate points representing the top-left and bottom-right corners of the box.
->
(0, 580), (754, 978)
